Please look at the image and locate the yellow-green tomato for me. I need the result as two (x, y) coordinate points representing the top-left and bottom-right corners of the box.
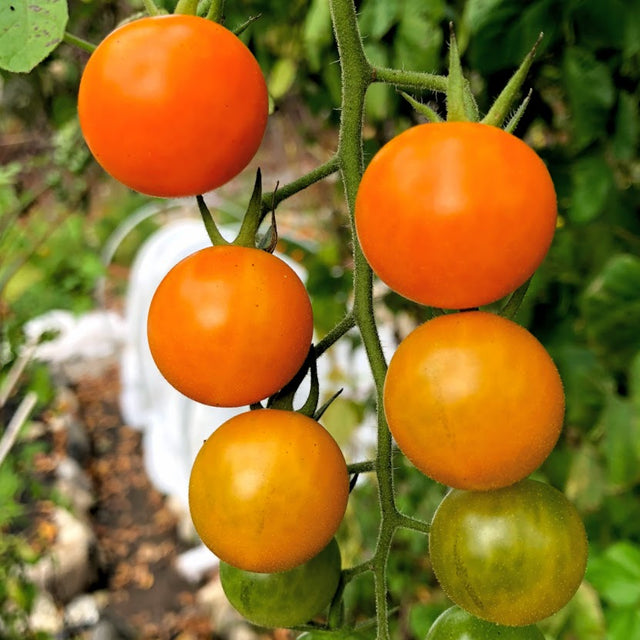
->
(426, 606), (545, 639)
(429, 480), (588, 626)
(219, 538), (341, 628)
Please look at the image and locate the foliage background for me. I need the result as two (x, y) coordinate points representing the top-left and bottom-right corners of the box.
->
(0, 0), (638, 638)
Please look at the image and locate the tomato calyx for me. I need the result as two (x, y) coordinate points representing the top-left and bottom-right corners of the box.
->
(197, 168), (280, 252)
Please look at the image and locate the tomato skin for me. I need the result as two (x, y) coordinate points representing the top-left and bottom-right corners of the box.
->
(428, 480), (588, 626)
(147, 245), (313, 407)
(219, 538), (341, 628)
(78, 15), (268, 197)
(355, 122), (557, 309)
(383, 311), (564, 490)
(426, 606), (545, 639)
(188, 409), (349, 573)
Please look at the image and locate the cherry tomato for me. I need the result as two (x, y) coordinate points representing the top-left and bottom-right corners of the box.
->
(188, 409), (349, 573)
(354, 122), (557, 309)
(219, 538), (341, 628)
(426, 606), (545, 639)
(78, 15), (268, 197)
(383, 311), (564, 490)
(147, 245), (313, 407)
(428, 480), (588, 626)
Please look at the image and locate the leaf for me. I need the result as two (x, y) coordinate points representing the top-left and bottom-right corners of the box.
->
(586, 542), (640, 608)
(357, 0), (399, 40)
(581, 254), (640, 372)
(607, 607), (640, 640)
(599, 393), (640, 490)
(564, 443), (605, 512)
(268, 57), (297, 101)
(612, 91), (639, 162)
(562, 47), (616, 150)
(303, 0), (332, 72)
(465, 0), (558, 73)
(0, 0), (68, 73)
(567, 153), (615, 224)
(550, 344), (612, 432)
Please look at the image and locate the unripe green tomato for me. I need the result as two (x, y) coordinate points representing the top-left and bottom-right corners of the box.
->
(297, 628), (375, 639)
(426, 606), (545, 639)
(220, 538), (341, 628)
(429, 479), (588, 626)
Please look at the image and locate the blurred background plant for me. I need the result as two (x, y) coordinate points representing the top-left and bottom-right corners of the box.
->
(0, 0), (638, 638)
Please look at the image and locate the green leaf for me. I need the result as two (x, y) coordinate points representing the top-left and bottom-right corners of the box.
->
(392, 0), (444, 74)
(550, 344), (612, 431)
(607, 607), (640, 640)
(563, 47), (616, 150)
(564, 443), (605, 512)
(358, 0), (399, 39)
(0, 0), (68, 73)
(599, 394), (640, 489)
(581, 254), (640, 372)
(268, 57), (297, 101)
(586, 542), (640, 608)
(303, 0), (332, 72)
(465, 0), (557, 73)
(572, 0), (627, 52)
(612, 91), (639, 162)
(567, 153), (615, 224)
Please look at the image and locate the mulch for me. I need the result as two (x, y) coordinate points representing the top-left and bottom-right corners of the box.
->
(73, 365), (215, 640)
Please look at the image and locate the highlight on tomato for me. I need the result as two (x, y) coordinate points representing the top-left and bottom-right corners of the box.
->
(147, 245), (313, 407)
(428, 479), (588, 626)
(219, 538), (341, 628)
(426, 606), (545, 639)
(188, 409), (349, 573)
(383, 311), (564, 490)
(354, 122), (557, 309)
(78, 14), (268, 197)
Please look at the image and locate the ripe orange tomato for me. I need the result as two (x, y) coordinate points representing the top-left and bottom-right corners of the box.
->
(383, 311), (564, 490)
(147, 245), (313, 407)
(78, 15), (268, 197)
(354, 122), (557, 309)
(188, 409), (350, 573)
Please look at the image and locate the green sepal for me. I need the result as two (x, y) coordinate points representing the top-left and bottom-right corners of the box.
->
(234, 169), (266, 248)
(482, 33), (543, 128)
(399, 91), (443, 122)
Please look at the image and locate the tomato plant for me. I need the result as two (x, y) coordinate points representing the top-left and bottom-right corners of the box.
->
(426, 606), (545, 639)
(219, 537), (341, 628)
(78, 14), (268, 197)
(383, 311), (564, 490)
(354, 122), (557, 309)
(188, 409), (349, 573)
(428, 479), (588, 626)
(147, 245), (313, 407)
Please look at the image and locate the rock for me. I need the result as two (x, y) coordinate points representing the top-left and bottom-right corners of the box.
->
(64, 592), (104, 629)
(27, 506), (97, 603)
(54, 456), (95, 515)
(29, 591), (64, 635)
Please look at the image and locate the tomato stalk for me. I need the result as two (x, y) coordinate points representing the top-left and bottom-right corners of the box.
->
(174, 0), (199, 16)
(141, 0), (161, 16)
(206, 0), (225, 23)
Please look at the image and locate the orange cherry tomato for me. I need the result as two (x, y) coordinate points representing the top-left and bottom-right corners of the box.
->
(355, 122), (557, 309)
(383, 311), (564, 490)
(188, 409), (350, 573)
(147, 245), (313, 407)
(78, 15), (268, 197)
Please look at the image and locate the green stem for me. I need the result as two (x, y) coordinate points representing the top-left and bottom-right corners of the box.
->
(207, 0), (225, 22)
(315, 311), (356, 357)
(63, 32), (96, 53)
(347, 459), (376, 474)
(329, 1), (397, 638)
(141, 0), (160, 16)
(261, 156), (340, 222)
(373, 67), (447, 93)
(174, 0), (199, 15)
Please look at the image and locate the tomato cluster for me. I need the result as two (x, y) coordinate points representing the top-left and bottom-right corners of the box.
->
(356, 121), (588, 633)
